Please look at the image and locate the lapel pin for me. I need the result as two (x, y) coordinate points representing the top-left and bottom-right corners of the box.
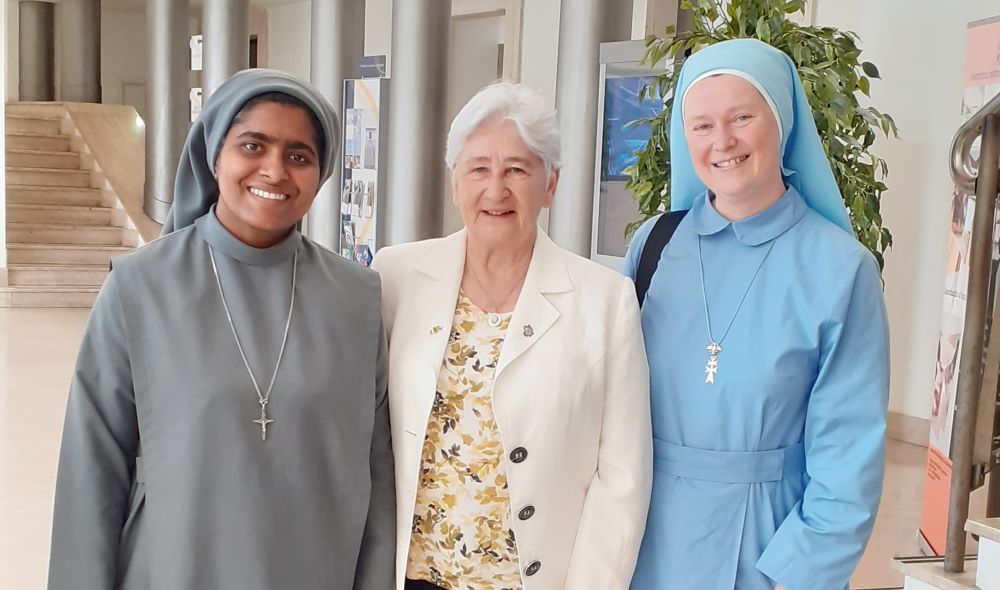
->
(431, 325), (442, 335)
(523, 324), (534, 338)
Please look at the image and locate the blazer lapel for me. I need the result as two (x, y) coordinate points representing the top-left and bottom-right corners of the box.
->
(409, 230), (468, 374)
(497, 230), (573, 376)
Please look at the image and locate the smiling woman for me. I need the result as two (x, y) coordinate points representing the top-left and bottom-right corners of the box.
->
(625, 39), (889, 590)
(46, 70), (395, 590)
(681, 74), (786, 221)
(214, 95), (323, 247)
(372, 83), (653, 590)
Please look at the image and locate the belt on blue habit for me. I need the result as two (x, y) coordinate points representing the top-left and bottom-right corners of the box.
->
(653, 439), (806, 484)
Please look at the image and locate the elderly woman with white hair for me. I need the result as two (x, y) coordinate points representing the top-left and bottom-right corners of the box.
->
(372, 83), (653, 590)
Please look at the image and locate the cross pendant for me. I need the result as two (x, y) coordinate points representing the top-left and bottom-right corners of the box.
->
(705, 342), (722, 384)
(253, 404), (274, 441)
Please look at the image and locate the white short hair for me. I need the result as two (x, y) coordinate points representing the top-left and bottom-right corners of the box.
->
(445, 82), (562, 176)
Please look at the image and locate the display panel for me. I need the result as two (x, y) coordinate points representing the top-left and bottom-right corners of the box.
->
(591, 40), (668, 270)
(340, 78), (389, 267)
(601, 75), (661, 181)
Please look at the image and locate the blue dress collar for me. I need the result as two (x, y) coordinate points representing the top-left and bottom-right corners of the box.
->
(690, 186), (808, 246)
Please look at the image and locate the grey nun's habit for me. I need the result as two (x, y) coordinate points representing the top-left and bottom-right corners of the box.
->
(48, 69), (395, 590)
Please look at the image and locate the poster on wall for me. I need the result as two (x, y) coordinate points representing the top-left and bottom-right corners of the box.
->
(340, 78), (389, 267)
(920, 14), (1000, 556)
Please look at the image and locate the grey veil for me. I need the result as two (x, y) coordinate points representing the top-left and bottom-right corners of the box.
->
(160, 68), (341, 235)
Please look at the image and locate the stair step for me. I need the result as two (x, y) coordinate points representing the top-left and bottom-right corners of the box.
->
(6, 185), (107, 207)
(967, 517), (1000, 544)
(6, 166), (92, 187)
(7, 264), (108, 287)
(6, 222), (125, 246)
(5, 116), (61, 135)
(0, 286), (100, 308)
(967, 518), (1000, 590)
(7, 243), (131, 266)
(6, 148), (80, 169)
(6, 103), (67, 119)
(6, 112), (61, 120)
(894, 555), (979, 589)
(5, 132), (72, 151)
(7, 203), (114, 225)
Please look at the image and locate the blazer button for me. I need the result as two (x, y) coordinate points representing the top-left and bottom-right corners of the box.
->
(510, 447), (528, 463)
(518, 505), (535, 520)
(525, 560), (541, 576)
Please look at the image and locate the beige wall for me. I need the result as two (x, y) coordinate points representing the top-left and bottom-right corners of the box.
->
(443, 13), (506, 234)
(5, 0), (17, 102)
(520, 0), (561, 109)
(365, 0), (392, 64)
(1, 0), (7, 271)
(264, 0), (393, 85)
(101, 6), (147, 118)
(265, 0), (310, 81)
(813, 1), (1000, 421)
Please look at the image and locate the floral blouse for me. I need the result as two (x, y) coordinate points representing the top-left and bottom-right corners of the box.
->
(406, 292), (522, 589)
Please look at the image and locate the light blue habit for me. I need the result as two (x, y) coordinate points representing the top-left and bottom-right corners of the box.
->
(626, 39), (889, 590)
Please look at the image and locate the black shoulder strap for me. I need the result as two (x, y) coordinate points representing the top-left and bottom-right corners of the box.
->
(635, 210), (689, 307)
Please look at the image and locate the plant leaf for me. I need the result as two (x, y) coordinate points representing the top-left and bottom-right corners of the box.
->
(862, 61), (881, 79)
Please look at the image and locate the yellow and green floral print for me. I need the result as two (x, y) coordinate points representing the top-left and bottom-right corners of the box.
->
(406, 292), (522, 590)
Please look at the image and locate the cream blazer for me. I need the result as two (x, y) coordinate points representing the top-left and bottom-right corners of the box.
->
(372, 228), (653, 590)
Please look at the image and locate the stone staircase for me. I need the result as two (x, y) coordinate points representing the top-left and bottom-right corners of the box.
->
(894, 517), (1000, 590)
(4, 108), (135, 307)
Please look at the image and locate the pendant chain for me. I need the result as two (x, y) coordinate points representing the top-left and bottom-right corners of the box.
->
(465, 260), (523, 313)
(208, 246), (298, 440)
(697, 236), (776, 384)
(465, 259), (524, 328)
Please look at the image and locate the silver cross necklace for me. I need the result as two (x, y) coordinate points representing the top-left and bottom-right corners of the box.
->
(208, 246), (298, 441)
(696, 236), (776, 384)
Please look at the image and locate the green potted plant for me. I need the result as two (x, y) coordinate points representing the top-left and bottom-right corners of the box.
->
(625, 0), (898, 269)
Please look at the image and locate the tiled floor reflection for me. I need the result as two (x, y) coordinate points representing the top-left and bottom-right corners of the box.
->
(1, 308), (90, 590)
(855, 439), (925, 589)
(0, 308), (983, 589)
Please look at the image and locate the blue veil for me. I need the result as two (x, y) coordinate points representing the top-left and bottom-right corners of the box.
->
(669, 38), (853, 234)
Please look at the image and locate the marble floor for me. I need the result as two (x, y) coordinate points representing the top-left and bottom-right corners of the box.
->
(0, 307), (986, 589)
(1, 308), (91, 590)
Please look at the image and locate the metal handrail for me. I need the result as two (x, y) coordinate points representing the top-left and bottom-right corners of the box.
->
(946, 108), (1000, 574)
(951, 92), (1000, 194)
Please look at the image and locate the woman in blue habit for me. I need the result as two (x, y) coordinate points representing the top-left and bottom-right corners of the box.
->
(626, 39), (890, 590)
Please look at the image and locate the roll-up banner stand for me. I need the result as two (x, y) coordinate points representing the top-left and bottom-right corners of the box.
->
(921, 14), (1000, 556)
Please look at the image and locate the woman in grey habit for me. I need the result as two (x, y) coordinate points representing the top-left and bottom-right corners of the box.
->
(47, 69), (394, 590)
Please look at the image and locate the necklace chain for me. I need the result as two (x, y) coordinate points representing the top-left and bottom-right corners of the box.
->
(208, 246), (297, 440)
(465, 260), (523, 314)
(697, 236), (776, 383)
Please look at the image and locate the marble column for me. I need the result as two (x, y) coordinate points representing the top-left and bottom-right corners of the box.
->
(18, 1), (55, 102)
(383, 0), (452, 244)
(202, 0), (250, 99)
(59, 0), (102, 102)
(144, 0), (192, 223)
(307, 0), (366, 249)
(549, 0), (633, 256)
